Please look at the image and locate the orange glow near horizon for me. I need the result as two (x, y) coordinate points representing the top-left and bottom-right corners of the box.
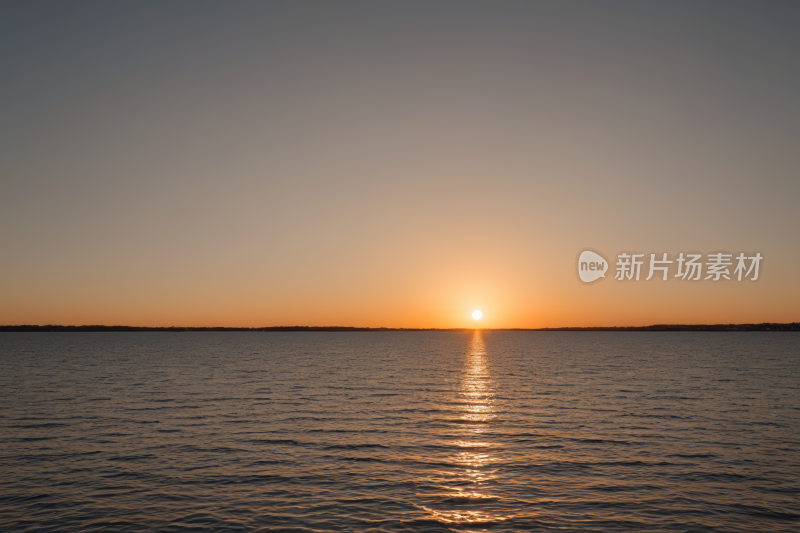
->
(2, 253), (794, 328)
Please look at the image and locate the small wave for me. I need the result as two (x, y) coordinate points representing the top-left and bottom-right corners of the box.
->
(338, 456), (386, 462)
(325, 443), (389, 450)
(108, 454), (155, 462)
(244, 438), (304, 447)
(177, 444), (249, 453)
(434, 492), (500, 504)
(732, 503), (800, 521)
(7, 422), (68, 429)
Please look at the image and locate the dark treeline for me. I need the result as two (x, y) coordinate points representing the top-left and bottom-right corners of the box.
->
(1, 324), (798, 332)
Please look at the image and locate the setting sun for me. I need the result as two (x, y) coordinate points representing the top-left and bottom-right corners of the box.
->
(472, 310), (482, 320)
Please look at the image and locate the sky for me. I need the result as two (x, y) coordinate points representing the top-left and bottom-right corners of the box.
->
(1, 1), (798, 328)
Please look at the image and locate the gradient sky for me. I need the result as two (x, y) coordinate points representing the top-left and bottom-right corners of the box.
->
(1, 1), (798, 328)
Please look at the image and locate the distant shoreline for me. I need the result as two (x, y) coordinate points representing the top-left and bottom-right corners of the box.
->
(1, 324), (798, 332)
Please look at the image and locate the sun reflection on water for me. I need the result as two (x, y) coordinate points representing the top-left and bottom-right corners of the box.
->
(422, 331), (510, 526)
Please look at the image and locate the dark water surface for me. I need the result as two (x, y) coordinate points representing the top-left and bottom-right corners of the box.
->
(1, 332), (798, 532)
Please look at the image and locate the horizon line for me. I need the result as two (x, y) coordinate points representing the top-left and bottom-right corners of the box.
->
(1, 323), (798, 332)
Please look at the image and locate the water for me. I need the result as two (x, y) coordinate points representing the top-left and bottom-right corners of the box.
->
(1, 331), (798, 532)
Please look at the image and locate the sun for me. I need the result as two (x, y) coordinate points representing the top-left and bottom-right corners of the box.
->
(472, 310), (482, 320)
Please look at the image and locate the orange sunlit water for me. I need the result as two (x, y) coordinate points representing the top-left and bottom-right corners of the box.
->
(423, 331), (513, 525)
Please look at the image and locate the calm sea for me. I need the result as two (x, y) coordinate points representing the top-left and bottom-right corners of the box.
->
(1, 332), (798, 532)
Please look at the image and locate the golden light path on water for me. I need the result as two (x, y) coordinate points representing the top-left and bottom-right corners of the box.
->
(423, 331), (513, 526)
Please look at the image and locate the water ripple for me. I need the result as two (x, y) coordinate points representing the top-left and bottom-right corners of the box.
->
(1, 331), (798, 532)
